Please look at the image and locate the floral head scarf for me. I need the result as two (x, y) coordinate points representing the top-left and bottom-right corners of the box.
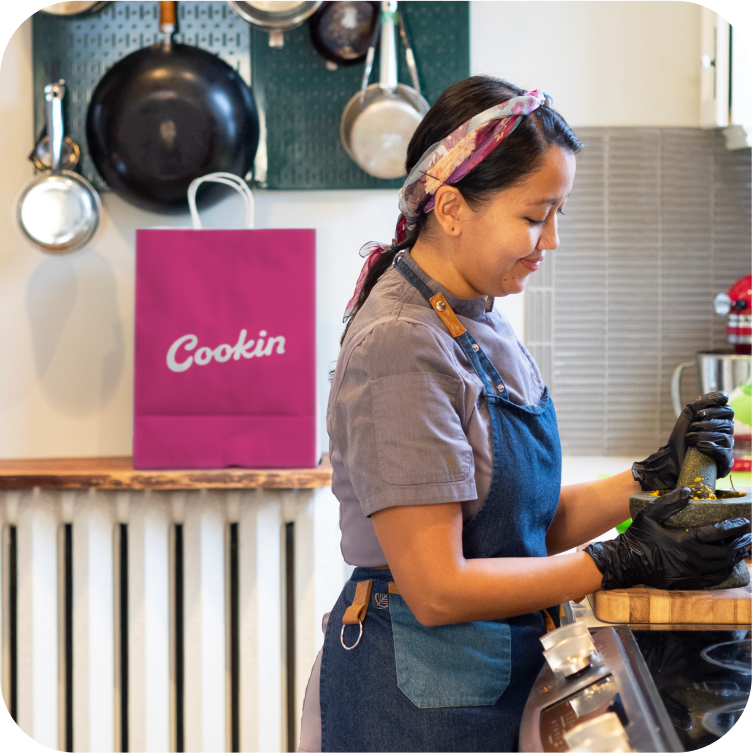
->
(345, 90), (552, 317)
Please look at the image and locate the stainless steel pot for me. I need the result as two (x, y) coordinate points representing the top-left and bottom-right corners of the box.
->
(227, 1), (322, 48)
(15, 81), (101, 255)
(671, 351), (751, 416)
(340, 1), (429, 179)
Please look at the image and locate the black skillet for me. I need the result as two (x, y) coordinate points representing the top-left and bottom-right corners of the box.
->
(309, 1), (379, 68)
(86, 1), (259, 213)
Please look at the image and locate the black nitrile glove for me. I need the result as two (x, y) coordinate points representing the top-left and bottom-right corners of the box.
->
(584, 487), (751, 591)
(632, 391), (735, 491)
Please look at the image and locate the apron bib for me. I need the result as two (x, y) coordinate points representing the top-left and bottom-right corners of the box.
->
(320, 257), (562, 752)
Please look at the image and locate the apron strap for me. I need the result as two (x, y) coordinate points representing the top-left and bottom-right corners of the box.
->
(394, 255), (507, 397)
(342, 579), (373, 625)
(429, 292), (467, 337)
(393, 253), (435, 303)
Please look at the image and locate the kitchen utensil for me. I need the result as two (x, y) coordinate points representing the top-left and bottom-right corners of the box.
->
(588, 577), (751, 624)
(672, 351), (751, 471)
(340, 0), (429, 179)
(227, 1), (322, 48)
(15, 81), (101, 254)
(40, 1), (109, 15)
(86, 1), (259, 213)
(629, 443), (751, 590)
(309, 1), (379, 69)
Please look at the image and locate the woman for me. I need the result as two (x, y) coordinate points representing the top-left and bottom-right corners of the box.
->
(298, 76), (749, 753)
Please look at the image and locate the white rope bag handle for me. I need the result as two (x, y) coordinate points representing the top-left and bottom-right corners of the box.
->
(187, 172), (255, 230)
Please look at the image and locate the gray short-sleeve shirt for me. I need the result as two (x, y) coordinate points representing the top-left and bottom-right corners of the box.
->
(327, 251), (545, 567)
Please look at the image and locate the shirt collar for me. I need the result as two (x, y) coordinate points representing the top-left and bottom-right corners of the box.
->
(402, 250), (493, 319)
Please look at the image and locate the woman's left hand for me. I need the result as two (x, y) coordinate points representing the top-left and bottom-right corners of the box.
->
(632, 391), (735, 492)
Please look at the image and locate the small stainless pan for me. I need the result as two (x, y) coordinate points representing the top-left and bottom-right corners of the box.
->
(340, 1), (428, 179)
(40, 2), (109, 15)
(227, 1), (322, 48)
(15, 81), (101, 255)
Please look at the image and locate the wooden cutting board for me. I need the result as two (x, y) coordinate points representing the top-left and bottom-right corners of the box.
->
(589, 579), (751, 625)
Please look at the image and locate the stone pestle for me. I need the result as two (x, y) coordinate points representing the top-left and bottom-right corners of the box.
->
(629, 446), (751, 590)
(676, 447), (717, 500)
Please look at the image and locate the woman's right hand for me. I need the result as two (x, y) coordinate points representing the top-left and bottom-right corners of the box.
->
(584, 487), (751, 591)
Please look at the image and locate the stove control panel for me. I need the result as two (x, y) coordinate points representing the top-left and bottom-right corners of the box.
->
(520, 626), (683, 753)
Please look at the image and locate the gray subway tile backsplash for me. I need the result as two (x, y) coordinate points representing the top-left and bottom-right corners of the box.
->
(526, 128), (751, 456)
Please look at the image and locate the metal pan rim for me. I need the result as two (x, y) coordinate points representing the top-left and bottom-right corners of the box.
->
(15, 171), (101, 255)
(228, 1), (322, 30)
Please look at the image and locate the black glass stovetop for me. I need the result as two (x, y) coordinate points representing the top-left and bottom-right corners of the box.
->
(631, 629), (751, 751)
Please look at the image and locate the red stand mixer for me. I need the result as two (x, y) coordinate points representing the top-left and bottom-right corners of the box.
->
(672, 274), (752, 472)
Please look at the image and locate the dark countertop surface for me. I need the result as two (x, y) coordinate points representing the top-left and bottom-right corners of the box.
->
(630, 627), (751, 751)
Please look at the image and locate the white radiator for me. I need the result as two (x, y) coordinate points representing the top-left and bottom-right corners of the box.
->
(0, 487), (349, 752)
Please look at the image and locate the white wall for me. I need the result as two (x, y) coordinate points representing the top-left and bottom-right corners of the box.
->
(471, 2), (703, 128)
(0, 2), (705, 459)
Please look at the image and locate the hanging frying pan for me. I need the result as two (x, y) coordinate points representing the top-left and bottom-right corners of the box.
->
(309, 1), (379, 69)
(40, 2), (109, 15)
(227, 1), (321, 48)
(86, 1), (259, 213)
(340, 1), (428, 179)
(16, 81), (101, 254)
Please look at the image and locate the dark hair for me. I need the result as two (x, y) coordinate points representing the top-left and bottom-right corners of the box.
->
(341, 75), (583, 343)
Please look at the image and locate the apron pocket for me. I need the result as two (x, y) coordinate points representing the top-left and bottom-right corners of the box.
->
(389, 594), (511, 709)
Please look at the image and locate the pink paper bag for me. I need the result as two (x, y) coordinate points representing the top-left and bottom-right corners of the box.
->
(133, 174), (317, 469)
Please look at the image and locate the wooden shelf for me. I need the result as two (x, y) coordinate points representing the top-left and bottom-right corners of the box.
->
(0, 456), (332, 491)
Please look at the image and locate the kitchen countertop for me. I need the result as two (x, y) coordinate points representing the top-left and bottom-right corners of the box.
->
(0, 456), (333, 490)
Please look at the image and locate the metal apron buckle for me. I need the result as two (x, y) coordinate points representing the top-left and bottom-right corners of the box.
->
(341, 619), (364, 650)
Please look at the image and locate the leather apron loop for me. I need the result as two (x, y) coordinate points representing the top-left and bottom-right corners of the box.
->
(341, 579), (372, 650)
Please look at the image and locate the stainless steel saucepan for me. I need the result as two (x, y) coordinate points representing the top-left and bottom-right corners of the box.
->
(15, 81), (101, 254)
(340, 1), (429, 179)
(227, 1), (322, 48)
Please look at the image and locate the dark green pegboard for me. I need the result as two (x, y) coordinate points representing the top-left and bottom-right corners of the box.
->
(31, 1), (469, 193)
(251, 1), (469, 189)
(32, 2), (251, 192)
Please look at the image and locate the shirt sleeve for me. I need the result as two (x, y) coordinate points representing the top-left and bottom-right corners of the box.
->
(331, 317), (477, 517)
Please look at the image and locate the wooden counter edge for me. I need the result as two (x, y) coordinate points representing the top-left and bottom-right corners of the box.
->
(587, 561), (752, 625)
(0, 456), (333, 490)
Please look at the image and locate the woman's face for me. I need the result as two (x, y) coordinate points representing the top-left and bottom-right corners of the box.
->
(431, 145), (577, 299)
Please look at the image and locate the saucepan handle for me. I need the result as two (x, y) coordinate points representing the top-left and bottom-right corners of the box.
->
(379, 1), (398, 91)
(359, 20), (380, 99)
(397, 9), (421, 95)
(44, 80), (66, 173)
(160, 1), (176, 31)
(187, 173), (255, 230)
(671, 361), (694, 417)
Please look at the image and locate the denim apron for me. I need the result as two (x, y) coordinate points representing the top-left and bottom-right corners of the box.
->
(320, 257), (562, 752)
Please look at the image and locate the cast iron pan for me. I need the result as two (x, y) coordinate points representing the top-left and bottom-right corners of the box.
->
(309, 1), (379, 67)
(86, 1), (259, 213)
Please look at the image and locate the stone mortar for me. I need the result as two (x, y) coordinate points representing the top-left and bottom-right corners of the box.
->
(629, 490), (752, 589)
